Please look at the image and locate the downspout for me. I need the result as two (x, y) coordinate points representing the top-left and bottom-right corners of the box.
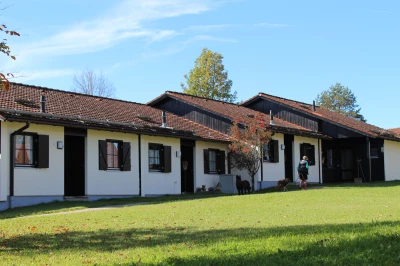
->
(138, 134), (142, 196)
(10, 122), (30, 206)
(318, 139), (321, 184)
(367, 137), (372, 182)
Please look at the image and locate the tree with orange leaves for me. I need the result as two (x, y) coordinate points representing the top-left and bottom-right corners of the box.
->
(0, 23), (20, 90)
(229, 113), (271, 191)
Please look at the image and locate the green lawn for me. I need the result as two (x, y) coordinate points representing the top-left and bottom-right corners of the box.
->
(1, 182), (400, 265)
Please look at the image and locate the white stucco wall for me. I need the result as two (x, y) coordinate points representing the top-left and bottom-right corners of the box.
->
(1, 122), (65, 196)
(195, 141), (231, 190)
(141, 135), (181, 196)
(262, 133), (285, 181)
(384, 140), (400, 181)
(294, 136), (321, 183)
(86, 130), (139, 196)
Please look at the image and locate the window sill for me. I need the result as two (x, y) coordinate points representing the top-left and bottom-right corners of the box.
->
(208, 172), (219, 175)
(15, 165), (35, 168)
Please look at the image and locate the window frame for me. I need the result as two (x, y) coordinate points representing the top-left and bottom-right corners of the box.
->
(106, 139), (122, 170)
(204, 148), (226, 175)
(14, 133), (37, 167)
(263, 139), (279, 163)
(208, 149), (219, 174)
(149, 143), (163, 172)
(300, 143), (315, 166)
(370, 147), (379, 159)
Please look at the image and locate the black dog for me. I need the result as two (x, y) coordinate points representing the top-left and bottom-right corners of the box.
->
(236, 175), (251, 195)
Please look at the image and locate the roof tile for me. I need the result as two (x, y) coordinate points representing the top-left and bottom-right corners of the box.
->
(0, 83), (229, 142)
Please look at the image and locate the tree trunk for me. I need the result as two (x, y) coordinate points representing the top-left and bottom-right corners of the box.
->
(251, 174), (255, 192)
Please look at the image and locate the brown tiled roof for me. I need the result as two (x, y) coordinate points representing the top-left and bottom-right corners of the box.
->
(242, 93), (400, 141)
(148, 91), (330, 139)
(388, 128), (400, 135)
(0, 83), (229, 142)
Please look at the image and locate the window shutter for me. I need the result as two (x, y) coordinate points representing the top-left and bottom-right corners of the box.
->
(99, 140), (108, 170)
(310, 145), (315, 165)
(272, 140), (279, 163)
(227, 152), (232, 174)
(203, 149), (210, 174)
(163, 145), (171, 173)
(36, 135), (49, 168)
(121, 142), (131, 171)
(300, 143), (305, 161)
(218, 150), (226, 174)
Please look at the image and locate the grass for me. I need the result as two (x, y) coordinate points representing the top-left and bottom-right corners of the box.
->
(1, 181), (400, 265)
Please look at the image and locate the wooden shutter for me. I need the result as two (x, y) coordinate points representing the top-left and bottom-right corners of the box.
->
(227, 152), (232, 174)
(163, 145), (171, 173)
(309, 145), (315, 165)
(203, 149), (210, 174)
(272, 140), (279, 163)
(36, 135), (49, 168)
(218, 150), (226, 174)
(99, 140), (108, 170)
(300, 143), (305, 161)
(121, 142), (131, 171)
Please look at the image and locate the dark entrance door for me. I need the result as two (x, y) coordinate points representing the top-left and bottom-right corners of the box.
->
(181, 145), (194, 193)
(64, 135), (85, 196)
(284, 134), (294, 181)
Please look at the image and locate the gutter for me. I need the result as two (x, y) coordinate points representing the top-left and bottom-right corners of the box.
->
(9, 122), (30, 207)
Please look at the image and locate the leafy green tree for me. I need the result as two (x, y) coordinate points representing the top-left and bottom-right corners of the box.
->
(0, 23), (20, 90)
(316, 82), (366, 122)
(181, 48), (236, 102)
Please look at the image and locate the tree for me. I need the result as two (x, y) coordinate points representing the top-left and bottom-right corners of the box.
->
(72, 68), (116, 97)
(316, 83), (366, 122)
(0, 23), (20, 90)
(181, 48), (237, 103)
(229, 114), (271, 191)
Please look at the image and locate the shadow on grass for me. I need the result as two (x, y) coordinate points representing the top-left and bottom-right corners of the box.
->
(1, 221), (400, 265)
(259, 180), (400, 194)
(0, 193), (229, 220)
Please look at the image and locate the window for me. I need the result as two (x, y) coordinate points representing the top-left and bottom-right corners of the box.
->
(263, 140), (279, 163)
(300, 143), (315, 166)
(107, 141), (121, 169)
(370, 148), (379, 159)
(15, 135), (34, 166)
(326, 149), (333, 168)
(204, 149), (226, 174)
(99, 140), (131, 171)
(209, 150), (217, 172)
(149, 144), (162, 171)
(148, 143), (171, 173)
(14, 134), (49, 168)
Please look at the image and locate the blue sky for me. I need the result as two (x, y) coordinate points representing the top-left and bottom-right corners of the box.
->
(1, 0), (399, 129)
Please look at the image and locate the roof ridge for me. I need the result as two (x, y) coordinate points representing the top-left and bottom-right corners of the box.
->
(11, 82), (148, 107)
(259, 92), (316, 107)
(166, 91), (241, 107)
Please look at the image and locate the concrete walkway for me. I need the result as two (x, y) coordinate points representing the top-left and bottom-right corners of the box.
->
(21, 202), (151, 218)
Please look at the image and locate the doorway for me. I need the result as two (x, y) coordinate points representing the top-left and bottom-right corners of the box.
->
(64, 135), (85, 196)
(284, 134), (294, 181)
(181, 140), (195, 193)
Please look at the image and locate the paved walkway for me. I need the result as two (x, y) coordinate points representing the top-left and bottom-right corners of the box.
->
(22, 202), (151, 218)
